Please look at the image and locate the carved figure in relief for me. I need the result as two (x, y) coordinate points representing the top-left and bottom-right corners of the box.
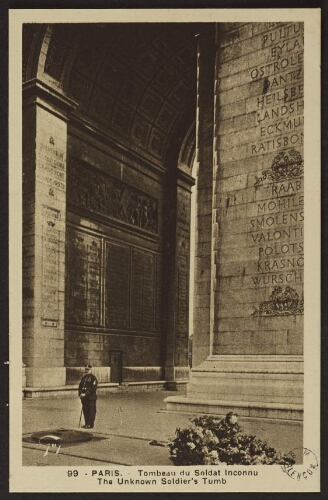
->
(129, 195), (142, 227)
(90, 173), (106, 211)
(141, 199), (150, 229)
(69, 159), (158, 234)
(254, 148), (303, 187)
(149, 200), (158, 232)
(78, 171), (91, 208)
(114, 185), (131, 222)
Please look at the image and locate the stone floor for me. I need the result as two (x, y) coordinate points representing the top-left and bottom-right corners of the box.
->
(22, 390), (303, 466)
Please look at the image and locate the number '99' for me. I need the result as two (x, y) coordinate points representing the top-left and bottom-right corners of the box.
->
(67, 470), (79, 477)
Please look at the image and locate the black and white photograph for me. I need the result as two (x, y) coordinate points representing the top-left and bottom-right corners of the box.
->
(9, 7), (320, 493)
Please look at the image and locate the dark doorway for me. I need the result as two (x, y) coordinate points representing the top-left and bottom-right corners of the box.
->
(109, 350), (123, 384)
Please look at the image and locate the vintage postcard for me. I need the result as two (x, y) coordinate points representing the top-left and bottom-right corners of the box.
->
(9, 7), (320, 493)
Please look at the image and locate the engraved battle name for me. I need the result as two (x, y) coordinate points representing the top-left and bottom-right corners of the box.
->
(249, 147), (304, 304)
(249, 22), (304, 157)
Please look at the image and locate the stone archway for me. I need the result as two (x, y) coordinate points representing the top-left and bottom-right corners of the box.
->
(22, 21), (305, 432)
(22, 22), (200, 392)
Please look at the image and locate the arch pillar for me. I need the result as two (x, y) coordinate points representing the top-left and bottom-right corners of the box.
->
(22, 78), (76, 387)
(165, 22), (304, 424)
(163, 168), (194, 390)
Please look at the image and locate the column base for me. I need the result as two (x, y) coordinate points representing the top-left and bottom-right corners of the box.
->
(25, 367), (66, 388)
(164, 366), (190, 390)
(165, 381), (178, 391)
(165, 355), (303, 421)
(164, 396), (303, 421)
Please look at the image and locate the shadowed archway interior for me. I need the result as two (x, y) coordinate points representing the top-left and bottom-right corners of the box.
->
(24, 23), (199, 167)
(22, 22), (199, 390)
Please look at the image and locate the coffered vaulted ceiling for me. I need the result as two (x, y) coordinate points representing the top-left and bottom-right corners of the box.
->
(24, 23), (199, 165)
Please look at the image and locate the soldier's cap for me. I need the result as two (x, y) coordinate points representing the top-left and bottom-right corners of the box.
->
(85, 364), (92, 369)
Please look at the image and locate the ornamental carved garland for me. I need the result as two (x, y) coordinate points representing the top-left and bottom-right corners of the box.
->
(68, 158), (159, 234)
(253, 286), (304, 316)
(254, 149), (304, 187)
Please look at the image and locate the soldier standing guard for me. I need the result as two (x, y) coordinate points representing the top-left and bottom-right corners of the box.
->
(78, 365), (98, 429)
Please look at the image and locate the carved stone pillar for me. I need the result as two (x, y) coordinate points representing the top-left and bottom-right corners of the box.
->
(163, 168), (194, 390)
(22, 79), (76, 387)
(165, 22), (304, 425)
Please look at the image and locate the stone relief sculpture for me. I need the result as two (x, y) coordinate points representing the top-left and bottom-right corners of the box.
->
(254, 286), (304, 316)
(69, 158), (159, 234)
(254, 148), (304, 187)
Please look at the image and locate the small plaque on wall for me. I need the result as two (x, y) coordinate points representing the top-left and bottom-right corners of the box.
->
(41, 319), (58, 328)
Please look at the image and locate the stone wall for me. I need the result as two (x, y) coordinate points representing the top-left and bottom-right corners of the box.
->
(23, 82), (72, 387)
(192, 25), (216, 367)
(64, 125), (192, 384)
(213, 22), (304, 356)
(22, 24), (196, 391)
(64, 129), (166, 380)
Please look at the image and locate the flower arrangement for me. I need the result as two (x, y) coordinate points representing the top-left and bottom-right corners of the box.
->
(168, 412), (295, 466)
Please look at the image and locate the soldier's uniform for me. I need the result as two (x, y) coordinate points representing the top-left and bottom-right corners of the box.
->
(78, 366), (98, 428)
